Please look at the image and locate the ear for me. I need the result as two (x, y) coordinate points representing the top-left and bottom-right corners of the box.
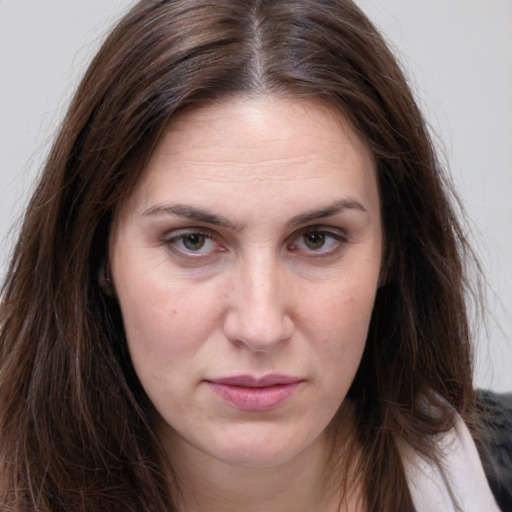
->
(98, 263), (115, 297)
(378, 263), (388, 288)
(378, 243), (393, 288)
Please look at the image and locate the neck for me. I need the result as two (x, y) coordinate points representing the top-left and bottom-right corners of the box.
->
(178, 438), (330, 511)
(160, 413), (364, 512)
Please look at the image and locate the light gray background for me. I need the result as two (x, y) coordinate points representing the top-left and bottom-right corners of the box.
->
(1, 0), (510, 391)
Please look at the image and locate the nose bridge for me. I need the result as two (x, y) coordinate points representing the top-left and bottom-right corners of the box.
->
(224, 248), (292, 351)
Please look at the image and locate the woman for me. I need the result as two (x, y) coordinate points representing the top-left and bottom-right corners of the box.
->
(0, 0), (502, 510)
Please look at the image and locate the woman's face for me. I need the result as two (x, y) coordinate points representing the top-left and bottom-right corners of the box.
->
(110, 96), (383, 468)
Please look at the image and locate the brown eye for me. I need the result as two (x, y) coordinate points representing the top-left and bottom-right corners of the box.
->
(287, 228), (344, 256)
(303, 231), (326, 250)
(166, 231), (223, 257)
(182, 234), (206, 251)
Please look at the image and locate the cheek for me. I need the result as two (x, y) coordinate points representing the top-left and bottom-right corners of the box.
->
(121, 286), (216, 361)
(305, 280), (377, 376)
(118, 290), (218, 420)
(112, 261), (217, 382)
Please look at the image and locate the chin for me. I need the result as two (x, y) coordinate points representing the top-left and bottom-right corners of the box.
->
(204, 428), (320, 469)
(213, 445), (299, 469)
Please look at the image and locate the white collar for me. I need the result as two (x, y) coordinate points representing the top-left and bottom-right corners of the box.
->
(400, 414), (500, 511)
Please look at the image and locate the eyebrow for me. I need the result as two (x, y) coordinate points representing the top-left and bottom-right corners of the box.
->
(287, 199), (368, 227)
(142, 198), (367, 229)
(142, 203), (237, 229)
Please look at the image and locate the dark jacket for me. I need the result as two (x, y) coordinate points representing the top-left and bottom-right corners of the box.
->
(474, 389), (512, 512)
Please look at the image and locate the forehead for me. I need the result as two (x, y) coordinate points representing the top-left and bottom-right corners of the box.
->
(160, 96), (371, 171)
(119, 95), (379, 220)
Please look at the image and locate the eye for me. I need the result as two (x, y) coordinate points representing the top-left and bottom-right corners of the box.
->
(302, 231), (329, 250)
(288, 228), (345, 255)
(181, 233), (208, 251)
(165, 230), (224, 256)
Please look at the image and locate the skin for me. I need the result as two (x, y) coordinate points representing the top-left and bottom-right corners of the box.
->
(110, 95), (383, 511)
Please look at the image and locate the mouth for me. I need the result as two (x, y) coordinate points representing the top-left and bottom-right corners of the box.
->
(206, 374), (304, 412)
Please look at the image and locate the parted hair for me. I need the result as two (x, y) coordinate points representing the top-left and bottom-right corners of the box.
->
(0, 1), (478, 510)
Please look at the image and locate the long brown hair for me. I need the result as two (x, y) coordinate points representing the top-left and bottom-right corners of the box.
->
(0, 1), (478, 510)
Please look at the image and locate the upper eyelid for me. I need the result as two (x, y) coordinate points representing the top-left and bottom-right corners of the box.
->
(163, 223), (346, 236)
(162, 224), (348, 241)
(163, 226), (217, 240)
(302, 225), (346, 236)
(289, 224), (348, 240)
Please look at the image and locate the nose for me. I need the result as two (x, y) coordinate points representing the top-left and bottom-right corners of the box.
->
(223, 254), (293, 353)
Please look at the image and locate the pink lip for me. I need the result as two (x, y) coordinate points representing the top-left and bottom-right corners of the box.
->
(206, 374), (303, 412)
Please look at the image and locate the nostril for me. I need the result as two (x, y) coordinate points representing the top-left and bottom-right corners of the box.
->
(224, 309), (293, 353)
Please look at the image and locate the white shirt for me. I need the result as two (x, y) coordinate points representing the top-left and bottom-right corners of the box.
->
(401, 414), (500, 511)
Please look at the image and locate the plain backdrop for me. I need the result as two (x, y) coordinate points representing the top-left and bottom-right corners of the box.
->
(1, 0), (511, 392)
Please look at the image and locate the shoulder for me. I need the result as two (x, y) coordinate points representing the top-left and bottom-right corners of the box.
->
(474, 389), (512, 512)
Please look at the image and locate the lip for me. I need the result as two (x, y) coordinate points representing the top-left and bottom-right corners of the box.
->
(206, 374), (304, 412)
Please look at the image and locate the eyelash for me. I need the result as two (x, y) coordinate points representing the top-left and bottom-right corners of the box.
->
(162, 226), (348, 259)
